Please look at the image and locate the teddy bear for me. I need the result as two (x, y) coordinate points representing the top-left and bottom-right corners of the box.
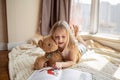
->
(34, 35), (63, 70)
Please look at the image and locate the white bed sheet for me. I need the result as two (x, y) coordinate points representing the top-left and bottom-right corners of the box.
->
(9, 43), (120, 80)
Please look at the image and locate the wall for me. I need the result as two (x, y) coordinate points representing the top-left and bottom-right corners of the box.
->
(6, 0), (41, 50)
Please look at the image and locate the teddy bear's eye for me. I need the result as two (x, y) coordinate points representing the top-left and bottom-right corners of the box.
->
(48, 43), (51, 46)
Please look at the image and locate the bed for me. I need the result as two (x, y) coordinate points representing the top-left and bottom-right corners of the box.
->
(9, 39), (120, 80)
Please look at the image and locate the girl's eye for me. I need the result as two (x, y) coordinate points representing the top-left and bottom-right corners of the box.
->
(62, 36), (65, 38)
(48, 43), (51, 46)
(55, 36), (59, 39)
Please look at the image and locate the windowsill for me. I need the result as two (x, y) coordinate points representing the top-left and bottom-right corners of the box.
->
(78, 32), (120, 42)
(78, 32), (120, 51)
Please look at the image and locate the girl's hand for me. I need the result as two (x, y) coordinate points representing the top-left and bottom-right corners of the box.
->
(53, 62), (62, 69)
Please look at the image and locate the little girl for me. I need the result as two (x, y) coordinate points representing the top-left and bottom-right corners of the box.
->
(49, 20), (87, 69)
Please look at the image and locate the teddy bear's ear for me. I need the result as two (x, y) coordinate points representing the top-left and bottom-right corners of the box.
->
(38, 40), (43, 48)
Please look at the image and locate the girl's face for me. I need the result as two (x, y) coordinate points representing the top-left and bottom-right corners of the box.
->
(53, 27), (68, 49)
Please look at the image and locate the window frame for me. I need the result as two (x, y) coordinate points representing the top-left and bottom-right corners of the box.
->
(90, 0), (99, 34)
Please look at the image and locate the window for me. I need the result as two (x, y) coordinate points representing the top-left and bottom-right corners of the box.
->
(71, 0), (120, 37)
(70, 0), (91, 32)
(99, 0), (120, 36)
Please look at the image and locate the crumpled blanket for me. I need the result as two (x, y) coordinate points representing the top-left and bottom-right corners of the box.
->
(9, 40), (120, 80)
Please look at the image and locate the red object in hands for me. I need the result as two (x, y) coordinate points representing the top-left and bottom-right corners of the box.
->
(47, 69), (54, 75)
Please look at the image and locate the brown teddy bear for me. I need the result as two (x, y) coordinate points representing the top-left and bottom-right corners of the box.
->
(34, 35), (63, 70)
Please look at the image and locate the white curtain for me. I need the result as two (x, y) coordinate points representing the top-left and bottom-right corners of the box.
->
(70, 0), (83, 31)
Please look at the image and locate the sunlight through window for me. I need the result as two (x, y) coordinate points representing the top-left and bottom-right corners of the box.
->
(82, 51), (109, 71)
(113, 67), (120, 79)
(99, 0), (120, 35)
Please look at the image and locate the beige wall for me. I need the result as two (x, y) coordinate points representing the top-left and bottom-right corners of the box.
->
(6, 0), (41, 50)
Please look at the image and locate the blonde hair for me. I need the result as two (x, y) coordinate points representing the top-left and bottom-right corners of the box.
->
(50, 20), (76, 49)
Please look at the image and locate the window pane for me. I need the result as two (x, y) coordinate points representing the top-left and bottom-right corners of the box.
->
(70, 0), (91, 32)
(99, 0), (120, 35)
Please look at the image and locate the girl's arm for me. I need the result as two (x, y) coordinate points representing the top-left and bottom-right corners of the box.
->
(55, 61), (76, 69)
(54, 48), (79, 68)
